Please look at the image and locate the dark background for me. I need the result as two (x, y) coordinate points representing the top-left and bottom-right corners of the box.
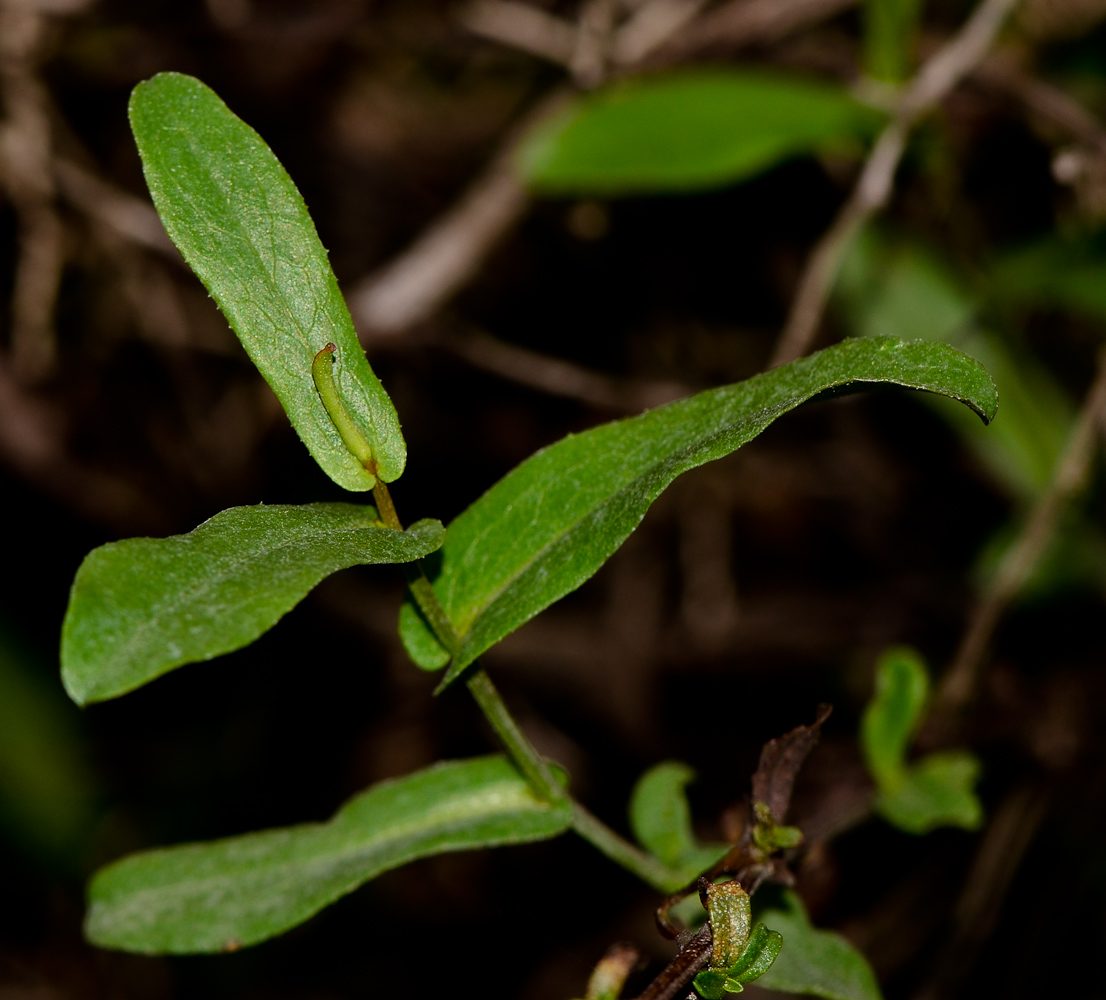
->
(2, 1), (1106, 998)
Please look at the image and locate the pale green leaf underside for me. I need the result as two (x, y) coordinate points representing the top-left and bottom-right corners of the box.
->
(400, 338), (998, 683)
(758, 890), (883, 1000)
(86, 755), (573, 954)
(62, 504), (443, 706)
(630, 761), (727, 880)
(517, 70), (885, 195)
(0, 627), (96, 855)
(128, 72), (405, 491)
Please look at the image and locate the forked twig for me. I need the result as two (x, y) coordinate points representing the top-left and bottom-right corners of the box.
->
(769, 0), (1022, 368)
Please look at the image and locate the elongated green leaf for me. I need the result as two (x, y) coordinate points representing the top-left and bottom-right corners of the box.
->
(128, 73), (405, 491)
(859, 646), (928, 789)
(399, 338), (997, 683)
(86, 755), (573, 954)
(62, 504), (444, 706)
(517, 70), (885, 195)
(758, 890), (883, 1000)
(629, 762), (727, 880)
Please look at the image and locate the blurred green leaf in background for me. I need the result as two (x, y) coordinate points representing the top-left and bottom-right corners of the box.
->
(0, 623), (96, 862)
(863, 0), (923, 83)
(836, 226), (1106, 599)
(629, 761), (727, 883)
(861, 647), (982, 834)
(517, 70), (885, 196)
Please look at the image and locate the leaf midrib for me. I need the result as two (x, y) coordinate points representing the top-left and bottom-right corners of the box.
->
(100, 782), (556, 901)
(443, 397), (791, 657)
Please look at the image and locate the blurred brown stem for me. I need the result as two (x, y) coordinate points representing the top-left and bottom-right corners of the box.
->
(351, 0), (870, 339)
(909, 784), (1050, 1000)
(0, 0), (63, 383)
(769, 0), (1022, 368)
(933, 348), (1106, 722)
(443, 326), (689, 412)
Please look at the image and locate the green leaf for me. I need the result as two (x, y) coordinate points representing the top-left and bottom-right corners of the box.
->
(629, 762), (727, 878)
(85, 755), (573, 954)
(863, 0), (922, 82)
(757, 890), (883, 1000)
(859, 646), (928, 789)
(128, 72), (405, 491)
(693, 968), (732, 999)
(860, 647), (983, 834)
(727, 923), (784, 986)
(399, 338), (997, 681)
(517, 70), (885, 195)
(990, 233), (1106, 324)
(62, 504), (444, 706)
(875, 751), (983, 834)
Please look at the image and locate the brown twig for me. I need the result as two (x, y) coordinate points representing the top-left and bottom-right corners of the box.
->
(347, 87), (569, 337)
(0, 0), (68, 382)
(0, 352), (160, 530)
(769, 0), (1023, 368)
(646, 0), (857, 65)
(350, 0), (867, 339)
(975, 53), (1106, 152)
(631, 923), (712, 1000)
(443, 326), (690, 412)
(909, 784), (1050, 1000)
(611, 0), (710, 67)
(54, 156), (181, 262)
(932, 347), (1106, 722)
(458, 0), (577, 66)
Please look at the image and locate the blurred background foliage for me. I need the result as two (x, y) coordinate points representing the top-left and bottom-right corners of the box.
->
(3, 0), (1106, 998)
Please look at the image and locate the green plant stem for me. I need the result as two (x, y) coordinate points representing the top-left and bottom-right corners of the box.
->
(371, 480), (403, 531)
(375, 478), (679, 883)
(374, 484), (682, 880)
(572, 802), (685, 892)
(466, 668), (565, 804)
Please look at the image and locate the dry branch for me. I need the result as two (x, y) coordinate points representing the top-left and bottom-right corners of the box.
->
(444, 326), (689, 412)
(54, 157), (180, 261)
(346, 87), (568, 337)
(458, 0), (577, 65)
(647, 0), (857, 64)
(0, 0), (64, 382)
(769, 0), (1023, 368)
(350, 0), (866, 339)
